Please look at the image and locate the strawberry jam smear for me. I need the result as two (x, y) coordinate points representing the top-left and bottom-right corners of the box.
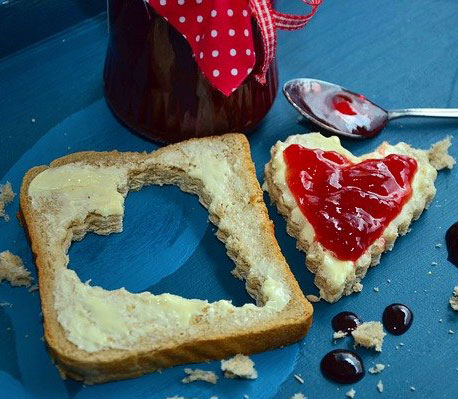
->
(283, 145), (418, 261)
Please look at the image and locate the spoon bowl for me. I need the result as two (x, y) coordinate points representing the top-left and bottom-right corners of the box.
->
(283, 78), (458, 139)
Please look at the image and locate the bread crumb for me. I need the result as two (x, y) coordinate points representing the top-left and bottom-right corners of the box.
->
(333, 330), (347, 339)
(306, 294), (320, 303)
(373, 287), (379, 292)
(181, 368), (218, 384)
(0, 182), (15, 222)
(377, 380), (384, 393)
(28, 284), (39, 292)
(410, 386), (416, 391)
(291, 393), (306, 399)
(435, 243), (442, 248)
(243, 395), (249, 399)
(353, 282), (363, 293)
(428, 136), (456, 170)
(346, 388), (356, 398)
(210, 396), (218, 399)
(221, 354), (257, 379)
(449, 286), (458, 311)
(294, 374), (304, 384)
(387, 279), (391, 283)
(368, 363), (385, 374)
(448, 329), (455, 334)
(0, 251), (32, 287)
(351, 322), (386, 352)
(431, 261), (438, 266)
(439, 319), (443, 323)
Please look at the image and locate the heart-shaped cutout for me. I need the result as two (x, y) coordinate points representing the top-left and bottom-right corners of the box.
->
(68, 184), (210, 293)
(20, 134), (312, 383)
(283, 144), (417, 261)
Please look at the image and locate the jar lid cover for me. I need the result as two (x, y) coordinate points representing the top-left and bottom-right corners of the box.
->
(148, 0), (322, 96)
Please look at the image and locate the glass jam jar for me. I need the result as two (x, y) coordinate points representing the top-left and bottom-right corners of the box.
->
(104, 0), (278, 143)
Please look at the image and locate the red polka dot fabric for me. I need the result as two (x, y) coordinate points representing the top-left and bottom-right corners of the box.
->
(148, 0), (256, 96)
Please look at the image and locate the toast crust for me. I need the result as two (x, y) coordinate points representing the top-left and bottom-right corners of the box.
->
(264, 133), (438, 302)
(19, 134), (312, 383)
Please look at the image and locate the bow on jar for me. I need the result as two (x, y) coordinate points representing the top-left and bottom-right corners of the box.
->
(147, 0), (322, 96)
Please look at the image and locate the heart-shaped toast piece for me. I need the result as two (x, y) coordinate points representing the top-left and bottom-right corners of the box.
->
(264, 133), (439, 303)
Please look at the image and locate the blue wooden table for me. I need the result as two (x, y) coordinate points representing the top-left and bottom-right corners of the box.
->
(1, 1), (458, 398)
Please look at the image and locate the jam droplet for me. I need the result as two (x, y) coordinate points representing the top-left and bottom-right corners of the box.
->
(284, 145), (418, 261)
(320, 349), (365, 384)
(288, 80), (388, 137)
(446, 222), (458, 267)
(382, 304), (413, 335)
(331, 312), (362, 333)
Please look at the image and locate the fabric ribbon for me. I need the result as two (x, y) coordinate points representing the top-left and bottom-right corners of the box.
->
(147, 0), (322, 96)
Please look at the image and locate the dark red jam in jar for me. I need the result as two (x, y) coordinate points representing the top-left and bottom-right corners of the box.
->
(286, 80), (388, 137)
(104, 0), (278, 143)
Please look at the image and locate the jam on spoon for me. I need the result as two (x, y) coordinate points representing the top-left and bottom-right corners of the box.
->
(284, 79), (388, 137)
(331, 312), (362, 334)
(283, 78), (458, 139)
(446, 222), (458, 267)
(382, 303), (413, 335)
(320, 349), (365, 384)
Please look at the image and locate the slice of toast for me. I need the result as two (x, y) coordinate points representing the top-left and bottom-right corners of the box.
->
(264, 133), (439, 303)
(19, 133), (312, 384)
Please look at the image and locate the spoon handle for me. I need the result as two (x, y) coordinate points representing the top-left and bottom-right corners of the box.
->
(387, 108), (458, 120)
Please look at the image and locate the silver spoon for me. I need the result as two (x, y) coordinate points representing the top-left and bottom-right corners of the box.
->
(283, 78), (458, 139)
